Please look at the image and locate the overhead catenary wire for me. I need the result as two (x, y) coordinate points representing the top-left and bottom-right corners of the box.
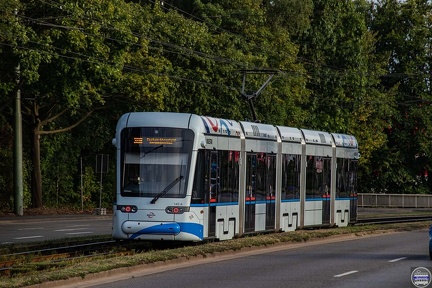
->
(0, 40), (240, 92)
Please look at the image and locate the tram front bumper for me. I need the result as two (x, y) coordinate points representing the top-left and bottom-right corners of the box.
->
(122, 221), (181, 238)
(121, 221), (204, 241)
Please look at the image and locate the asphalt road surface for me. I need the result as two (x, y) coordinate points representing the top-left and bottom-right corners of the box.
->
(0, 214), (112, 244)
(75, 229), (430, 288)
(0, 208), (421, 244)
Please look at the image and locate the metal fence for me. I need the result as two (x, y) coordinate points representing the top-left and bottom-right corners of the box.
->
(358, 193), (432, 208)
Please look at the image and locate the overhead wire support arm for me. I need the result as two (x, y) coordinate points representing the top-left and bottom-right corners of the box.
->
(239, 69), (278, 122)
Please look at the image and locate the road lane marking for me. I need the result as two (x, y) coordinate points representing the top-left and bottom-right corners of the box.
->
(19, 227), (44, 230)
(14, 236), (44, 240)
(54, 228), (90, 232)
(388, 257), (407, 262)
(334, 271), (358, 278)
(66, 232), (94, 235)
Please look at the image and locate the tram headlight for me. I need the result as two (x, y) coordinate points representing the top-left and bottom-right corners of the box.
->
(118, 205), (138, 213)
(165, 206), (190, 214)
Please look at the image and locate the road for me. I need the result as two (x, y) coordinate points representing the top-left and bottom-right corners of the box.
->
(0, 214), (112, 244)
(0, 208), (421, 244)
(79, 230), (430, 288)
(1, 213), (430, 287)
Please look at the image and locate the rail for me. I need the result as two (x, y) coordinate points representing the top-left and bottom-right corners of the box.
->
(356, 215), (432, 225)
(0, 240), (119, 277)
(0, 238), (189, 277)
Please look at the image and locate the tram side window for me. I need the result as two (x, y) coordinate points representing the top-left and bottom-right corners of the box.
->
(219, 151), (240, 203)
(306, 156), (330, 198)
(192, 150), (209, 204)
(192, 150), (240, 204)
(322, 158), (331, 196)
(246, 154), (257, 200)
(348, 160), (358, 196)
(255, 153), (267, 201)
(209, 152), (219, 202)
(246, 153), (275, 201)
(336, 158), (358, 198)
(266, 156), (276, 199)
(306, 156), (317, 198)
(282, 155), (300, 200)
(336, 158), (347, 198)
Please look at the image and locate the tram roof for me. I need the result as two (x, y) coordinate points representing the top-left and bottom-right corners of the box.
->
(332, 133), (358, 148)
(240, 121), (279, 140)
(199, 116), (242, 137)
(276, 126), (302, 143)
(122, 112), (193, 129)
(117, 112), (358, 149)
(301, 129), (333, 146)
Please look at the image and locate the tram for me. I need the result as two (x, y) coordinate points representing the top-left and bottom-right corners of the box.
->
(111, 112), (359, 241)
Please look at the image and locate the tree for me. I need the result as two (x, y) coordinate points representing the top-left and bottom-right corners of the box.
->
(0, 0), (30, 209)
(4, 0), (141, 207)
(295, 0), (395, 191)
(370, 0), (432, 193)
(170, 0), (310, 123)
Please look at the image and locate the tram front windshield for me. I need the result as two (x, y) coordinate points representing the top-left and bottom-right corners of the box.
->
(120, 127), (194, 198)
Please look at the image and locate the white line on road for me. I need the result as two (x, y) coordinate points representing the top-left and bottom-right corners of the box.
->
(66, 232), (94, 235)
(334, 271), (358, 278)
(388, 257), (407, 263)
(55, 228), (90, 232)
(14, 236), (44, 240)
(18, 227), (44, 230)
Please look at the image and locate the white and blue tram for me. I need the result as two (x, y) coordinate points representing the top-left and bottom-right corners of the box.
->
(111, 112), (359, 241)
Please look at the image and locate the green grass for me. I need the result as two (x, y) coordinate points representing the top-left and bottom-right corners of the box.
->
(1, 221), (431, 288)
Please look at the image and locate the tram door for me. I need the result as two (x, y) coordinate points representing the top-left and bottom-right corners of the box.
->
(245, 153), (276, 232)
(306, 156), (331, 225)
(321, 157), (331, 225)
(245, 154), (256, 232)
(265, 155), (276, 230)
(208, 151), (219, 237)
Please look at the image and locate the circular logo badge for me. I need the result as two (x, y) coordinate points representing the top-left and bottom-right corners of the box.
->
(411, 267), (432, 288)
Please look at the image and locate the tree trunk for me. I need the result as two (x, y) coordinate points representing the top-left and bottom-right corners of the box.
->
(30, 121), (43, 208)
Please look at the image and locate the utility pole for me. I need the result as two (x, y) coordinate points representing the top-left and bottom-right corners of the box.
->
(14, 62), (23, 216)
(14, 7), (23, 216)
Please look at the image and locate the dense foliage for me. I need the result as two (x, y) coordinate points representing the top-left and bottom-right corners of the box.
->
(0, 0), (431, 211)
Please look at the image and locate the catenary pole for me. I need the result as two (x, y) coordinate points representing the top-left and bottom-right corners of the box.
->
(14, 60), (23, 216)
(14, 8), (24, 215)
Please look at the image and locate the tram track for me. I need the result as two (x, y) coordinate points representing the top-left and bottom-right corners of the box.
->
(0, 239), (120, 277)
(356, 214), (432, 225)
(0, 237), (190, 277)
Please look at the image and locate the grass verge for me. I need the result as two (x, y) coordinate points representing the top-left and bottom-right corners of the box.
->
(1, 221), (431, 288)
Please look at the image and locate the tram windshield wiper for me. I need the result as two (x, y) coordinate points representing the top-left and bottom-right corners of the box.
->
(141, 145), (163, 158)
(150, 175), (184, 204)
